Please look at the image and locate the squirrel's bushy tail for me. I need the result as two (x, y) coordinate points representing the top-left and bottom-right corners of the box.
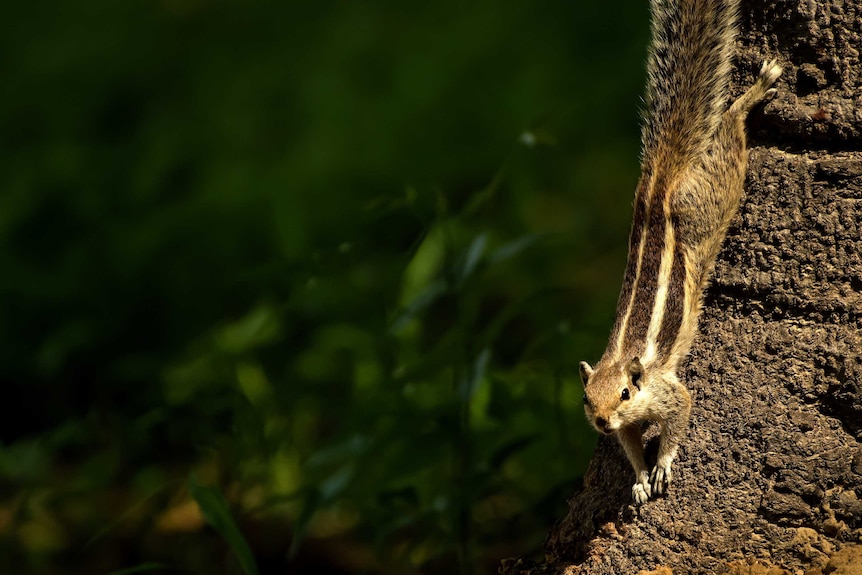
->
(641, 0), (739, 171)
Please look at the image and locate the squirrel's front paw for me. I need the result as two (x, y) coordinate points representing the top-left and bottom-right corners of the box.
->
(650, 459), (673, 495)
(632, 471), (652, 505)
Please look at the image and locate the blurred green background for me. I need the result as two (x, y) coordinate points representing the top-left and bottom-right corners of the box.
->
(1, 0), (649, 573)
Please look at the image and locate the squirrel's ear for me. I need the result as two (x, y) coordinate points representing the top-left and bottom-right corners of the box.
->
(628, 357), (644, 389)
(579, 361), (594, 386)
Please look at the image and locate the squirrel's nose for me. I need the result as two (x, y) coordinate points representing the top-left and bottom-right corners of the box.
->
(595, 416), (609, 432)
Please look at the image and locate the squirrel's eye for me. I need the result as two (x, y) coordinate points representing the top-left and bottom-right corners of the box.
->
(582, 394), (589, 406)
(620, 388), (630, 401)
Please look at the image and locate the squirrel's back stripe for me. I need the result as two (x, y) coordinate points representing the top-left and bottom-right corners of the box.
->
(614, 177), (669, 360)
(656, 242), (687, 362)
(605, 180), (649, 358)
(608, 179), (690, 366)
(642, 205), (676, 364)
(622, 204), (662, 358)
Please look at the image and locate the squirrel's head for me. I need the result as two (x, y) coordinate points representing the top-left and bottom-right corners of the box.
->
(579, 357), (647, 434)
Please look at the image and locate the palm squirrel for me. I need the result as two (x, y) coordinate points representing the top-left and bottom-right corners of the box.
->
(579, 0), (781, 505)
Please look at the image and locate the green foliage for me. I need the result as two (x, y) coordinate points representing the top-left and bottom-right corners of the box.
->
(189, 477), (259, 575)
(0, 0), (649, 573)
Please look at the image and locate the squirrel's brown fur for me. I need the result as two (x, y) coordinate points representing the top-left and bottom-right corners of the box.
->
(579, 0), (782, 504)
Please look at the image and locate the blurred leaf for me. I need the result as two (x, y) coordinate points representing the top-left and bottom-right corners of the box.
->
(247, 489), (305, 515)
(84, 479), (182, 550)
(289, 491), (321, 559)
(487, 233), (547, 266)
(459, 348), (491, 401)
(235, 361), (272, 409)
(304, 435), (371, 469)
(398, 226), (448, 307)
(390, 278), (447, 334)
(216, 304), (280, 355)
(319, 464), (355, 500)
(188, 477), (259, 575)
(456, 233), (487, 283)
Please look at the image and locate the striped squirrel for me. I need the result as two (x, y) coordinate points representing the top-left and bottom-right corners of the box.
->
(579, 0), (781, 505)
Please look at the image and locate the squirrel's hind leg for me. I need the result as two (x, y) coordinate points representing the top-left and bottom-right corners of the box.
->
(729, 60), (782, 116)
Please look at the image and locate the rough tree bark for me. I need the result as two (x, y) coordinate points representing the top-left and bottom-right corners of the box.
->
(502, 1), (862, 574)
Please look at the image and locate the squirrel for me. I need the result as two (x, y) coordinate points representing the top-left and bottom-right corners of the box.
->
(579, 0), (782, 505)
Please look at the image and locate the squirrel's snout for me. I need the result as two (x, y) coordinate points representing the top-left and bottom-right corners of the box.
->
(595, 416), (611, 434)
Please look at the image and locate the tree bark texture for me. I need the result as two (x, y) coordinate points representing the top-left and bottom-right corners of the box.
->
(502, 1), (862, 573)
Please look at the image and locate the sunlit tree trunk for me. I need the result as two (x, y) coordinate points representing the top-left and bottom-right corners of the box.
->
(502, 0), (862, 573)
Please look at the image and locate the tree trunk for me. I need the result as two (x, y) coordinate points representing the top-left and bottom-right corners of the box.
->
(502, 1), (862, 573)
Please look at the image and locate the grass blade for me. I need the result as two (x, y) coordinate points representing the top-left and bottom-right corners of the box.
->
(188, 476), (259, 575)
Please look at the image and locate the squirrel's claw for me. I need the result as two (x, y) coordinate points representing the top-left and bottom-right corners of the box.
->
(632, 482), (651, 505)
(650, 460), (673, 495)
(632, 470), (653, 505)
(759, 59), (783, 86)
